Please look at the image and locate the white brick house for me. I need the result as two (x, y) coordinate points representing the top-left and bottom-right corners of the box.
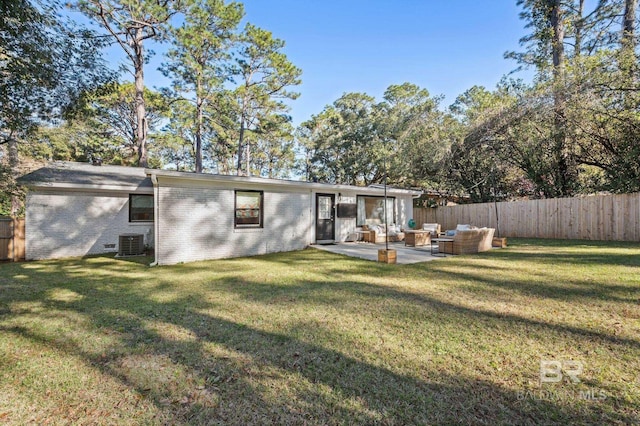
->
(21, 163), (154, 260)
(20, 162), (421, 265)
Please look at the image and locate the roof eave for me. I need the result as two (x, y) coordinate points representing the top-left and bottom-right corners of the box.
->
(145, 169), (422, 196)
(24, 182), (154, 194)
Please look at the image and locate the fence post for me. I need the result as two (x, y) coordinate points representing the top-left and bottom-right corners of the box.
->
(14, 218), (25, 261)
(0, 217), (25, 262)
(0, 218), (9, 261)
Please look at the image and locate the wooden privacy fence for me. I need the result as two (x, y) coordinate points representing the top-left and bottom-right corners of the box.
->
(0, 217), (25, 261)
(413, 192), (640, 242)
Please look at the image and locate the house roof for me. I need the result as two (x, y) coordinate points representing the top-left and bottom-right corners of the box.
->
(146, 169), (423, 196)
(19, 161), (153, 192)
(19, 161), (422, 197)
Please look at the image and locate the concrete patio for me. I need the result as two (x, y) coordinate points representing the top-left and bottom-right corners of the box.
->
(312, 241), (451, 264)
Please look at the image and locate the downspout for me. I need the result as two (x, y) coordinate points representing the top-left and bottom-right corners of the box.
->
(309, 189), (314, 245)
(149, 172), (159, 266)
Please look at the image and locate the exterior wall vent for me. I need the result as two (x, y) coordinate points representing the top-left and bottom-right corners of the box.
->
(118, 234), (144, 256)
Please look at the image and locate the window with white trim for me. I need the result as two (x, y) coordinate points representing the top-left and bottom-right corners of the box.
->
(129, 194), (154, 222)
(234, 190), (263, 228)
(356, 196), (395, 226)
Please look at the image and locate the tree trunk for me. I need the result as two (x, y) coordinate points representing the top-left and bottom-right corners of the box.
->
(195, 108), (203, 173)
(195, 82), (203, 173)
(550, 1), (565, 72)
(574, 0), (585, 58)
(134, 28), (148, 168)
(237, 118), (245, 175)
(623, 0), (637, 51)
(622, 0), (637, 77)
(245, 142), (250, 176)
(237, 92), (250, 175)
(550, 0), (571, 197)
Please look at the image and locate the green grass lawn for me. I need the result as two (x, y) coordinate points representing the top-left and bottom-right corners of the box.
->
(0, 239), (639, 425)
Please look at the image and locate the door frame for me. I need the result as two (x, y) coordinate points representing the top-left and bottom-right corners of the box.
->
(315, 193), (335, 243)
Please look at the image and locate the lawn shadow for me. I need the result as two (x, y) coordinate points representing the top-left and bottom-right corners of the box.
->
(0, 247), (638, 424)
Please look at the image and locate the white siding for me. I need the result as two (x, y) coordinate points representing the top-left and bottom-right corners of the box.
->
(334, 193), (357, 242)
(156, 183), (311, 265)
(397, 194), (414, 229)
(329, 192), (416, 242)
(25, 191), (154, 260)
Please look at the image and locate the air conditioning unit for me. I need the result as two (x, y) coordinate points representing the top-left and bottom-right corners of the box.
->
(118, 234), (144, 256)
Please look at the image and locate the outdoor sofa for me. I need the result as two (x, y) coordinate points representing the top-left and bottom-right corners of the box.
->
(361, 224), (405, 243)
(439, 226), (495, 255)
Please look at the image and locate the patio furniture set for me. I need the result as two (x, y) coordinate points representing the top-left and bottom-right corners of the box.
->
(358, 223), (496, 256)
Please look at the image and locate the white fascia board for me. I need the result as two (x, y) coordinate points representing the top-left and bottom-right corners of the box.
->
(24, 182), (154, 194)
(146, 169), (422, 197)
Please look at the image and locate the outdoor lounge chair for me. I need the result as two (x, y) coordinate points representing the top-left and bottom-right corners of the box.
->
(421, 223), (441, 236)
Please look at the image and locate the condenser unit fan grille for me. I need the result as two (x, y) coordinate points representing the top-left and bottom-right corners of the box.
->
(118, 234), (144, 256)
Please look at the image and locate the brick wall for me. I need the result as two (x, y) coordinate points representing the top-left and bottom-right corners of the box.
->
(25, 191), (154, 260)
(156, 184), (311, 265)
(25, 181), (416, 263)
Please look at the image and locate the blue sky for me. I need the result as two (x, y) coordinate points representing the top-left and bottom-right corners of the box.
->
(98, 1), (532, 126)
(236, 0), (530, 124)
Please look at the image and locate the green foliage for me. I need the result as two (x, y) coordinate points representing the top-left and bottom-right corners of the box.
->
(0, 161), (24, 216)
(0, 0), (113, 216)
(250, 114), (296, 178)
(5, 0), (637, 198)
(0, 0), (113, 143)
(162, 0), (244, 173)
(28, 82), (171, 166)
(447, 82), (548, 200)
(158, 4), (301, 176)
(298, 84), (454, 187)
(88, 82), (170, 163)
(448, 0), (640, 199)
(297, 93), (378, 185)
(377, 83), (455, 188)
(234, 23), (302, 175)
(21, 121), (123, 164)
(76, 0), (182, 59)
(76, 0), (184, 167)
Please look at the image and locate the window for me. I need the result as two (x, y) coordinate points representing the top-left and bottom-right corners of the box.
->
(129, 194), (154, 222)
(356, 196), (395, 226)
(235, 190), (263, 228)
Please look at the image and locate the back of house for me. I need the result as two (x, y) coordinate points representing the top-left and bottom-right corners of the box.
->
(19, 162), (420, 265)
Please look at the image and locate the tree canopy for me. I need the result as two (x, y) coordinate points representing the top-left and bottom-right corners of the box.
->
(3, 0), (640, 217)
(0, 0), (113, 215)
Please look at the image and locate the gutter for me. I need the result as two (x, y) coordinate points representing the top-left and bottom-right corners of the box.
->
(144, 168), (422, 197)
(149, 173), (159, 267)
(22, 182), (153, 194)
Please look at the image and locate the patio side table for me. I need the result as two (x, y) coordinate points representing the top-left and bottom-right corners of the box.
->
(353, 230), (369, 242)
(405, 230), (431, 247)
(431, 237), (454, 256)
